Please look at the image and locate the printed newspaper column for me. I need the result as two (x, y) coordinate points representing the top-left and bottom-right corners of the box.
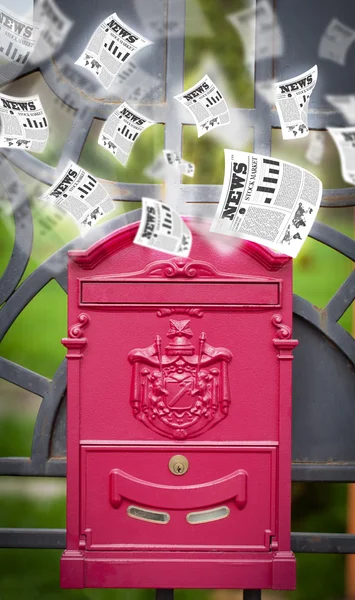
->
(75, 13), (152, 89)
(134, 198), (192, 257)
(40, 161), (114, 234)
(327, 127), (355, 185)
(319, 18), (355, 66)
(227, 0), (283, 73)
(0, 92), (49, 152)
(210, 149), (322, 258)
(275, 65), (318, 140)
(326, 95), (355, 125)
(163, 150), (195, 178)
(30, 0), (73, 64)
(98, 102), (155, 166)
(0, 5), (39, 83)
(174, 74), (230, 137)
(305, 132), (325, 166)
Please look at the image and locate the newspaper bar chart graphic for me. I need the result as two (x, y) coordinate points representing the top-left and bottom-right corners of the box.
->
(104, 40), (129, 62)
(256, 158), (281, 204)
(24, 117), (48, 129)
(118, 124), (138, 141)
(205, 90), (222, 107)
(0, 41), (30, 64)
(78, 175), (96, 199)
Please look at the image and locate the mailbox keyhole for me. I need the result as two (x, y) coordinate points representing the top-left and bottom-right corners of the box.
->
(169, 455), (189, 476)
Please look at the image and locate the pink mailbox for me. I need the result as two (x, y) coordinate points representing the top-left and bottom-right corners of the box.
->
(61, 217), (297, 591)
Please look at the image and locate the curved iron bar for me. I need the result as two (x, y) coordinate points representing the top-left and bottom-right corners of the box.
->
(0, 149), (55, 185)
(31, 360), (67, 470)
(0, 211), (141, 342)
(293, 295), (355, 367)
(0, 357), (50, 397)
(0, 159), (33, 304)
(56, 108), (95, 173)
(325, 269), (355, 323)
(322, 188), (355, 208)
(309, 220), (355, 262)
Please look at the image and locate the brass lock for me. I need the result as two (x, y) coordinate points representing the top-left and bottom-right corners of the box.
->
(169, 455), (189, 476)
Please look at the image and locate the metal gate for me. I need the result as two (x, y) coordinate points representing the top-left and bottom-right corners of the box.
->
(1, 0), (355, 598)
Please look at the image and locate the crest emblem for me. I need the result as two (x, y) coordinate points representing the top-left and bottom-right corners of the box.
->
(128, 320), (232, 439)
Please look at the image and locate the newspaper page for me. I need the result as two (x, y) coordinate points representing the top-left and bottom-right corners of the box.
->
(134, 198), (192, 257)
(174, 74), (230, 138)
(113, 58), (159, 103)
(197, 55), (251, 150)
(75, 13), (152, 90)
(255, 80), (276, 106)
(55, 53), (99, 111)
(0, 92), (49, 152)
(40, 161), (114, 233)
(163, 150), (195, 177)
(30, 0), (73, 64)
(326, 95), (355, 125)
(275, 65), (318, 140)
(144, 153), (166, 180)
(134, 0), (212, 40)
(319, 18), (355, 66)
(227, 0), (283, 72)
(98, 102), (155, 166)
(327, 127), (355, 185)
(0, 5), (39, 83)
(305, 132), (325, 166)
(210, 150), (323, 258)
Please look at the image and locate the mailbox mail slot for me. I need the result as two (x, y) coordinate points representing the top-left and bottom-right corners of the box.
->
(61, 218), (297, 591)
(80, 281), (281, 307)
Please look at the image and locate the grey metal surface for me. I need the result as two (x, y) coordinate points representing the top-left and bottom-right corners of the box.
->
(0, 1), (355, 598)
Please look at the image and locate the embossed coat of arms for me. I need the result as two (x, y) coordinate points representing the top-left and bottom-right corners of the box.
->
(128, 320), (232, 439)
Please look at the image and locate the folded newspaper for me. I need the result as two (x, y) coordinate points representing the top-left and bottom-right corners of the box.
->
(0, 92), (49, 152)
(174, 74), (230, 137)
(134, 198), (192, 257)
(98, 102), (155, 166)
(30, 0), (73, 64)
(326, 95), (355, 125)
(210, 150), (323, 258)
(0, 5), (39, 83)
(327, 127), (355, 185)
(275, 65), (318, 140)
(75, 13), (152, 89)
(163, 150), (195, 177)
(318, 18), (355, 66)
(40, 162), (114, 233)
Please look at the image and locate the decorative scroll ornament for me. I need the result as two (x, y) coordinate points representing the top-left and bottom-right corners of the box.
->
(68, 313), (90, 338)
(128, 319), (232, 440)
(272, 314), (292, 339)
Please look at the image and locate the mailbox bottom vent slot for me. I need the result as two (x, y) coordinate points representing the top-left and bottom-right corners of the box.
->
(186, 506), (230, 524)
(127, 506), (170, 524)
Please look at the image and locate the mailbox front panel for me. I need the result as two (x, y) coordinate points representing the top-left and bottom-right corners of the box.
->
(81, 445), (276, 551)
(61, 219), (296, 590)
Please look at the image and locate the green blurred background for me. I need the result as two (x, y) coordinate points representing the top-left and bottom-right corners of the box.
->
(0, 0), (354, 599)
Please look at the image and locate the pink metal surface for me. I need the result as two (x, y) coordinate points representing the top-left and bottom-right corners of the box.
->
(61, 218), (297, 590)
